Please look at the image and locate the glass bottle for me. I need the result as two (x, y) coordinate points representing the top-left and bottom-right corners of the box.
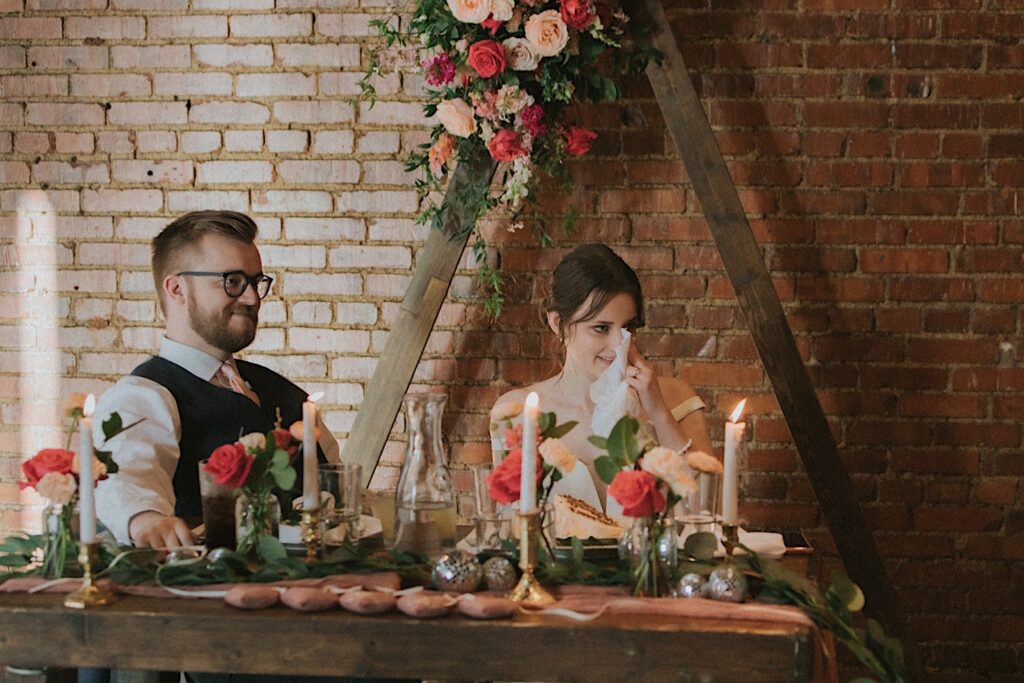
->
(391, 392), (456, 558)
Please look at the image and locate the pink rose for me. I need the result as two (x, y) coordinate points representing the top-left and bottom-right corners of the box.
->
(560, 0), (595, 30)
(468, 40), (507, 78)
(564, 126), (597, 156)
(20, 448), (75, 490)
(204, 442), (254, 488)
(486, 448), (542, 504)
(608, 470), (665, 517)
(481, 16), (504, 35)
(446, 0), (490, 23)
(524, 10), (569, 58)
(487, 128), (528, 161)
(436, 98), (478, 137)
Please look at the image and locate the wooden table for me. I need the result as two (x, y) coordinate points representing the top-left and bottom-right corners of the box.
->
(0, 592), (814, 682)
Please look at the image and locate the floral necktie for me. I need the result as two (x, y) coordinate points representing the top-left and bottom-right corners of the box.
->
(214, 361), (261, 406)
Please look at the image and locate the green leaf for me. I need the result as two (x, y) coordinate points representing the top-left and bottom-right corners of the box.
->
(543, 420), (578, 440)
(682, 531), (717, 561)
(538, 412), (555, 434)
(829, 572), (865, 613)
(587, 435), (607, 450)
(257, 536), (287, 563)
(272, 466), (296, 492)
(101, 415), (143, 441)
(593, 455), (620, 486)
(269, 448), (290, 471)
(605, 416), (639, 466)
(94, 449), (118, 475)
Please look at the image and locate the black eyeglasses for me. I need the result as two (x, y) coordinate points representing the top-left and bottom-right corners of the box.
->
(175, 271), (274, 300)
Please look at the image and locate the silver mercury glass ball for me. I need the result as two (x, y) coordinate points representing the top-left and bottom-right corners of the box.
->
(482, 555), (517, 592)
(674, 572), (709, 599)
(165, 547), (203, 565)
(432, 550), (483, 593)
(205, 547), (231, 564)
(708, 563), (749, 603)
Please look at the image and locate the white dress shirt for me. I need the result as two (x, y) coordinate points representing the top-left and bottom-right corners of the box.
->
(94, 337), (340, 545)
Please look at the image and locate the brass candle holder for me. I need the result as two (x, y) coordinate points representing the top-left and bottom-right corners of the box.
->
(64, 542), (116, 609)
(721, 523), (740, 560)
(508, 508), (555, 607)
(301, 506), (323, 562)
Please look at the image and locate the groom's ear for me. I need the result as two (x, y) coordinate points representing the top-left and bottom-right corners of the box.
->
(546, 311), (562, 339)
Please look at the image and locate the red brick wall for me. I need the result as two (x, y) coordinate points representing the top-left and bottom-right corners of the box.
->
(0, 0), (1020, 679)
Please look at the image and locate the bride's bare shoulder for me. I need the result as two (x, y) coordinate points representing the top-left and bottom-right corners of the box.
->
(492, 377), (558, 418)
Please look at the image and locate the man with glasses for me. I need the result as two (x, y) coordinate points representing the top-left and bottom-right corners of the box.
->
(95, 210), (339, 548)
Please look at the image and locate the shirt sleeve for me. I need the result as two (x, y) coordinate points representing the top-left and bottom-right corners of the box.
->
(93, 376), (182, 545)
(671, 395), (706, 422)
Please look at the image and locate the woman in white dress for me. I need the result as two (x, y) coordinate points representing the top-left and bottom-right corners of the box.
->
(491, 244), (713, 521)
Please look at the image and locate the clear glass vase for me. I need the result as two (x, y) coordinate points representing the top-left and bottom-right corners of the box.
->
(234, 491), (280, 559)
(392, 392), (456, 558)
(627, 516), (678, 597)
(41, 500), (78, 579)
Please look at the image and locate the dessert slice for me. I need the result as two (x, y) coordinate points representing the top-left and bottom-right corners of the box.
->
(553, 493), (623, 540)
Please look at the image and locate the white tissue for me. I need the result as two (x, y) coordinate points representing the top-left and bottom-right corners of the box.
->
(589, 329), (640, 437)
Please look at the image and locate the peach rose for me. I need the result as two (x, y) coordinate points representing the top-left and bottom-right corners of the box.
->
(429, 133), (457, 175)
(436, 98), (478, 138)
(539, 437), (577, 475)
(486, 128), (528, 161)
(687, 450), (724, 475)
(491, 401), (524, 421)
(36, 472), (77, 505)
(289, 420), (322, 442)
(446, 0), (490, 24)
(524, 10), (569, 58)
(59, 393), (88, 419)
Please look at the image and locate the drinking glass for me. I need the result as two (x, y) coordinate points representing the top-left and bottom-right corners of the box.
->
(681, 473), (719, 534)
(319, 463), (362, 544)
(471, 463), (511, 551)
(198, 460), (238, 550)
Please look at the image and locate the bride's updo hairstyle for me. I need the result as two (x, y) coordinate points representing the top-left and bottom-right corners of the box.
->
(545, 244), (645, 341)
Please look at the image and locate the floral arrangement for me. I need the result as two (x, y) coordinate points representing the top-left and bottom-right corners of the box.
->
(591, 415), (721, 596)
(487, 400), (578, 547)
(203, 425), (302, 562)
(17, 393), (134, 578)
(364, 0), (656, 316)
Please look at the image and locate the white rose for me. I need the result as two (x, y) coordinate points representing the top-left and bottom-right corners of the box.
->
(447, 0), (491, 24)
(239, 432), (266, 452)
(490, 0), (514, 21)
(539, 437), (577, 475)
(524, 10), (569, 58)
(503, 37), (540, 71)
(37, 472), (77, 506)
(436, 98), (478, 138)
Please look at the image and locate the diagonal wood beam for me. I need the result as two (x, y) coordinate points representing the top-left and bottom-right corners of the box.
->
(639, 0), (908, 647)
(342, 153), (497, 487)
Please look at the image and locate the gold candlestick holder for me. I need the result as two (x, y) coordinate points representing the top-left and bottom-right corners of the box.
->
(64, 542), (116, 609)
(508, 508), (555, 607)
(721, 523), (740, 560)
(301, 506), (323, 562)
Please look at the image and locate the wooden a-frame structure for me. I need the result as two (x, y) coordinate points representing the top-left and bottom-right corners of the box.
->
(342, 0), (908, 654)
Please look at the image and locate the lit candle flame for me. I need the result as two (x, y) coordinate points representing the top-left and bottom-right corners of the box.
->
(525, 392), (539, 409)
(729, 398), (746, 423)
(83, 393), (96, 418)
(308, 391), (324, 403)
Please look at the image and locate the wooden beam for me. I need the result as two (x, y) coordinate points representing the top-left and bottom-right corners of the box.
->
(342, 153), (497, 486)
(639, 0), (908, 648)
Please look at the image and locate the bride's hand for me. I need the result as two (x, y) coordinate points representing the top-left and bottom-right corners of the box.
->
(625, 346), (668, 418)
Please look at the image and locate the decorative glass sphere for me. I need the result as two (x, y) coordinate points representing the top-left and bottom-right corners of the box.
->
(675, 572), (709, 598)
(708, 564), (749, 603)
(482, 555), (517, 592)
(432, 550), (483, 593)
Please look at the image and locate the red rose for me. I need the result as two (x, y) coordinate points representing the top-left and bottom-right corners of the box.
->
(560, 0), (595, 30)
(467, 40), (506, 78)
(481, 16), (504, 35)
(20, 448), (75, 490)
(272, 428), (299, 460)
(486, 448), (542, 505)
(204, 443), (254, 488)
(487, 128), (528, 162)
(608, 470), (665, 517)
(564, 126), (597, 156)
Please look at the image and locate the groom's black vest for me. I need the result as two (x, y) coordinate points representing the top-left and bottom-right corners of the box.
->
(131, 356), (323, 519)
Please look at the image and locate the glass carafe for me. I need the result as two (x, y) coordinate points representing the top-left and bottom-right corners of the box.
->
(391, 392), (456, 558)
